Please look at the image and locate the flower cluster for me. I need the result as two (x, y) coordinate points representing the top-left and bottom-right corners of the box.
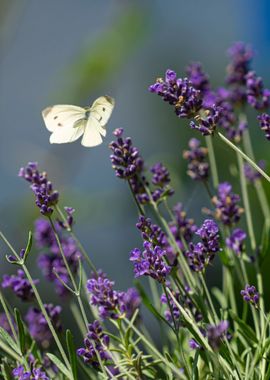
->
(226, 229), (246, 256)
(226, 42), (253, 88)
(161, 285), (202, 324)
(190, 105), (223, 136)
(77, 320), (111, 368)
(35, 219), (81, 297)
(12, 366), (49, 380)
(186, 62), (210, 94)
(150, 162), (174, 202)
(246, 71), (270, 110)
(87, 272), (140, 320)
(257, 113), (270, 141)
(149, 70), (202, 118)
(183, 138), (209, 181)
(185, 219), (220, 272)
(130, 242), (171, 282)
(25, 304), (62, 347)
(207, 321), (229, 350)
(136, 216), (167, 248)
(2, 269), (38, 302)
(109, 128), (149, 204)
(212, 182), (243, 226)
(19, 162), (59, 216)
(244, 161), (265, 183)
(241, 285), (259, 306)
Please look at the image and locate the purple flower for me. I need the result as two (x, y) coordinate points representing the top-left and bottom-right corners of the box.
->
(77, 320), (111, 369)
(212, 182), (243, 226)
(204, 89), (247, 142)
(58, 207), (75, 230)
(122, 288), (141, 319)
(258, 113), (270, 141)
(189, 105), (223, 136)
(25, 304), (62, 347)
(183, 138), (209, 181)
(109, 128), (144, 180)
(244, 161), (265, 183)
(186, 62), (210, 94)
(12, 366), (49, 380)
(19, 162), (59, 216)
(109, 129), (148, 204)
(0, 312), (16, 335)
(149, 70), (202, 118)
(207, 321), (229, 350)
(35, 219), (81, 297)
(150, 162), (174, 202)
(185, 219), (220, 272)
(240, 285), (259, 306)
(226, 42), (253, 87)
(136, 216), (167, 248)
(246, 71), (270, 110)
(161, 286), (202, 324)
(130, 241), (171, 283)
(226, 229), (246, 256)
(87, 272), (137, 320)
(2, 269), (38, 302)
(189, 338), (201, 350)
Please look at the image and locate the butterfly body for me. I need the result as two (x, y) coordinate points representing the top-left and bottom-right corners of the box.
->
(42, 96), (115, 147)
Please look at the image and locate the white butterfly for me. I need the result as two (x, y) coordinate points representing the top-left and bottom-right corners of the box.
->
(42, 96), (115, 147)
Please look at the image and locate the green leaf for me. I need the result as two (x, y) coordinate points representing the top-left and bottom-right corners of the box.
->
(259, 220), (270, 264)
(212, 287), (228, 309)
(23, 231), (33, 263)
(192, 350), (199, 380)
(135, 282), (170, 326)
(1, 361), (12, 380)
(14, 308), (25, 354)
(66, 330), (78, 380)
(0, 327), (20, 354)
(46, 353), (71, 379)
(229, 311), (258, 344)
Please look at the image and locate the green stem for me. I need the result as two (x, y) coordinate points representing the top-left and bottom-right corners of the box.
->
(55, 205), (97, 274)
(0, 291), (17, 341)
(205, 135), (219, 188)
(48, 218), (89, 330)
(199, 274), (217, 324)
(128, 179), (145, 216)
(236, 152), (256, 250)
(218, 132), (270, 183)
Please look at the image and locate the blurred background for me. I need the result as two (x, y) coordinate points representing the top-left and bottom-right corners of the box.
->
(0, 0), (270, 333)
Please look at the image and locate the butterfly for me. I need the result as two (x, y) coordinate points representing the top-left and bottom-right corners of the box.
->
(42, 96), (115, 147)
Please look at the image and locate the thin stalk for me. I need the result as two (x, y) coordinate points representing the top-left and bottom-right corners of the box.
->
(123, 318), (185, 379)
(205, 135), (219, 188)
(55, 205), (97, 274)
(199, 274), (217, 324)
(0, 230), (72, 374)
(128, 179), (145, 216)
(0, 291), (17, 341)
(243, 130), (270, 224)
(237, 152), (256, 250)
(218, 132), (270, 183)
(48, 217), (89, 329)
(0, 339), (21, 361)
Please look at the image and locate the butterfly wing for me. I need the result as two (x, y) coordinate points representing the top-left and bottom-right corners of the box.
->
(81, 96), (115, 147)
(42, 105), (86, 144)
(81, 115), (103, 147)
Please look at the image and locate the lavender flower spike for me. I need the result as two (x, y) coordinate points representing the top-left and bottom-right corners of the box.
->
(130, 241), (171, 283)
(258, 113), (270, 141)
(19, 162), (59, 216)
(149, 70), (202, 118)
(2, 269), (38, 301)
(207, 321), (229, 350)
(226, 228), (246, 256)
(25, 304), (62, 347)
(212, 182), (244, 226)
(241, 285), (259, 307)
(183, 138), (209, 181)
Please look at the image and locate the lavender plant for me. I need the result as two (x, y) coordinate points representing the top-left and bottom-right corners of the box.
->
(1, 42), (270, 379)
